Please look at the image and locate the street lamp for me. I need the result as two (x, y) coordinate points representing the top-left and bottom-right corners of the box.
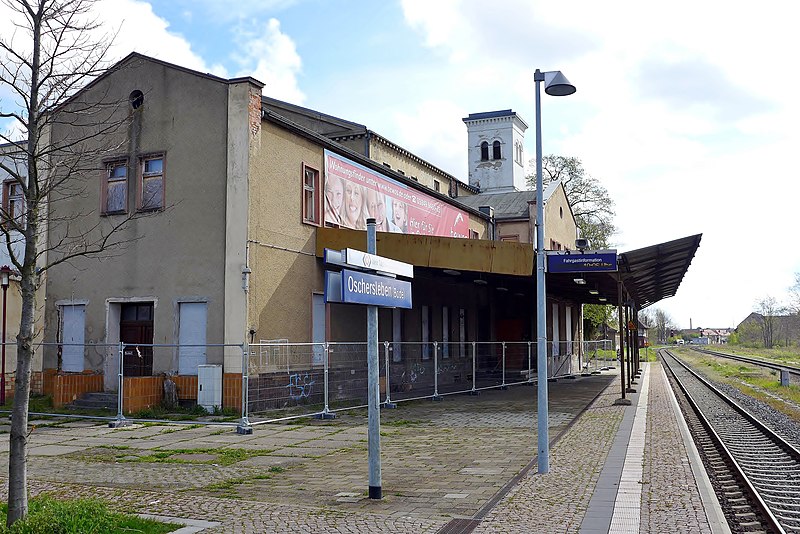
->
(1, 265), (11, 406)
(534, 69), (575, 474)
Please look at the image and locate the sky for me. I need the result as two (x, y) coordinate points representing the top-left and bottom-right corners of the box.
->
(2, 0), (799, 329)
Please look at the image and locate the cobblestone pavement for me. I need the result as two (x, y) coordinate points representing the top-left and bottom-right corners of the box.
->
(472, 377), (626, 533)
(640, 362), (712, 534)
(0, 375), (613, 532)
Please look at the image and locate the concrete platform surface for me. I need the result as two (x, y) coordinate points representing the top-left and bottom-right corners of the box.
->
(0, 363), (728, 533)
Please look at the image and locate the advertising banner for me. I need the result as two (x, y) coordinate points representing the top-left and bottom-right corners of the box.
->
(324, 150), (470, 238)
(547, 251), (618, 273)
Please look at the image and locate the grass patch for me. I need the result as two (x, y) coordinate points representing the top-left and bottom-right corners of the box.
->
(382, 419), (426, 427)
(114, 447), (274, 466)
(0, 495), (177, 533)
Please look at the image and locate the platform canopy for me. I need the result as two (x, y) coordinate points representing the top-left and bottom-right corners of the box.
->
(617, 234), (702, 308)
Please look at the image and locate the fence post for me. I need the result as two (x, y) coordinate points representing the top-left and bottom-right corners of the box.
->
(432, 342), (443, 401)
(470, 341), (479, 395)
(316, 342), (336, 419)
(383, 341), (396, 408)
(527, 341), (533, 384)
(237, 343), (253, 434)
(109, 342), (130, 428)
(500, 342), (508, 389)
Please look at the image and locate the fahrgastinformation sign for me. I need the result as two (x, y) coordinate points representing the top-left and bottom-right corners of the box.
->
(547, 250), (618, 273)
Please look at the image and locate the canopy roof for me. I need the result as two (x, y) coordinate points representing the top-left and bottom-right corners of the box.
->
(617, 234), (702, 308)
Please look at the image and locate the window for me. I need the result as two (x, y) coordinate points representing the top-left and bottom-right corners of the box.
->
(103, 160), (127, 214)
(138, 155), (164, 211)
(3, 181), (25, 228)
(470, 230), (479, 239)
(302, 164), (320, 225)
(480, 142), (489, 161)
(434, 180), (440, 193)
(493, 140), (502, 160)
(500, 234), (520, 242)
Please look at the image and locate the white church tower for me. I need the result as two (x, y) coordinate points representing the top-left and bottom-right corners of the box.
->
(462, 110), (528, 193)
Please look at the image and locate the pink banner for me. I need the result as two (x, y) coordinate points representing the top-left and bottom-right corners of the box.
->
(323, 150), (469, 238)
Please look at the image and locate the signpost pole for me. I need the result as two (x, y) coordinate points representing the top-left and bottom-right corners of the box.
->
(366, 218), (382, 500)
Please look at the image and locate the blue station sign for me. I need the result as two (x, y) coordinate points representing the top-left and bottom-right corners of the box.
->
(547, 251), (618, 273)
(327, 269), (413, 309)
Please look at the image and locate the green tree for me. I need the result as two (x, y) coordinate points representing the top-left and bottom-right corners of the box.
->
(527, 155), (616, 249)
(583, 303), (613, 339)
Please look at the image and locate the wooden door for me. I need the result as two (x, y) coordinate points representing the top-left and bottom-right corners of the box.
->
(120, 303), (154, 377)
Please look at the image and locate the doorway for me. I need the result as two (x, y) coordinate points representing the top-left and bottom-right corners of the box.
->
(120, 303), (154, 377)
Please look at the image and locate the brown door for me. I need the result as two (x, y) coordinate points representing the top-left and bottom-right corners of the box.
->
(121, 303), (154, 377)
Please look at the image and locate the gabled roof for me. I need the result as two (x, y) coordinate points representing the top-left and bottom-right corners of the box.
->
(453, 180), (562, 219)
(55, 52), (264, 113)
(263, 96), (479, 194)
(262, 109), (490, 222)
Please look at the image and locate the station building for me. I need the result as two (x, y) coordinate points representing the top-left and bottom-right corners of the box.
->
(33, 53), (699, 412)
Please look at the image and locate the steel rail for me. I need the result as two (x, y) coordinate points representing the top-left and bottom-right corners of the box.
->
(690, 346), (800, 377)
(662, 349), (795, 534)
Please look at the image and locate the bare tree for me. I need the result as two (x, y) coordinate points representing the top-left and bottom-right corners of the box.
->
(754, 296), (782, 349)
(788, 272), (800, 315)
(527, 155), (617, 249)
(0, 0), (143, 525)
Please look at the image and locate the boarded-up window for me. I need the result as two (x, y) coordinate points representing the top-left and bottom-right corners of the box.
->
(104, 160), (127, 214)
(139, 155), (164, 210)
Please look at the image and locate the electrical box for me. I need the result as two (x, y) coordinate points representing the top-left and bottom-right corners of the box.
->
(197, 364), (222, 412)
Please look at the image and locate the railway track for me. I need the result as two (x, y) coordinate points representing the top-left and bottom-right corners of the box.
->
(690, 347), (800, 378)
(662, 349), (800, 533)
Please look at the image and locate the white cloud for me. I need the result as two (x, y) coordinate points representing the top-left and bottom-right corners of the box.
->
(395, 0), (800, 327)
(232, 18), (305, 104)
(393, 100), (468, 178)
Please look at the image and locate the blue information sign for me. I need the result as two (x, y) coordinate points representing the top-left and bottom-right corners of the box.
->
(548, 252), (618, 273)
(339, 269), (412, 309)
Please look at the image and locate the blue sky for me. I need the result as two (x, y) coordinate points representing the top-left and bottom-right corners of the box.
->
(2, 0), (799, 328)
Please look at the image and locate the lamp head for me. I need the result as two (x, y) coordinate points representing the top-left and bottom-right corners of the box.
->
(0, 265), (10, 288)
(544, 71), (576, 96)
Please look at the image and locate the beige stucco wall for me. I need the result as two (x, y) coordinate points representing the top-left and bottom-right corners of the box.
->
(44, 57), (233, 377)
(247, 122), (324, 342)
(544, 185), (577, 250)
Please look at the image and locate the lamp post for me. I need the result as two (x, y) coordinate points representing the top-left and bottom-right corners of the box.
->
(534, 69), (575, 474)
(1, 265), (10, 406)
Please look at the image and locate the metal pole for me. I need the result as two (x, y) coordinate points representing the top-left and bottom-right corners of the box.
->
(1, 281), (6, 406)
(527, 341), (532, 383)
(617, 276), (626, 400)
(324, 342), (330, 413)
(534, 69), (550, 474)
(501, 342), (507, 389)
(366, 218), (382, 499)
(471, 341), (477, 394)
(237, 343), (252, 434)
(383, 341), (392, 406)
(433, 341), (442, 400)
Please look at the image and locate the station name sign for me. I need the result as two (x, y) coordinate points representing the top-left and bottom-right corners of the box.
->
(547, 251), (618, 273)
(339, 269), (412, 308)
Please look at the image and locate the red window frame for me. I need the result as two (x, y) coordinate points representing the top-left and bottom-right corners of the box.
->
(101, 159), (128, 215)
(137, 153), (165, 212)
(302, 163), (320, 226)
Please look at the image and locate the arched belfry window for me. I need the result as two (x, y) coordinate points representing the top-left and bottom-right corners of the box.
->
(480, 141), (489, 161)
(492, 140), (502, 160)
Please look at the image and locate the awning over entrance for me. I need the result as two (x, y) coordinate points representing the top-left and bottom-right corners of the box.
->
(617, 234), (702, 308)
(315, 227), (534, 277)
(317, 228), (702, 310)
